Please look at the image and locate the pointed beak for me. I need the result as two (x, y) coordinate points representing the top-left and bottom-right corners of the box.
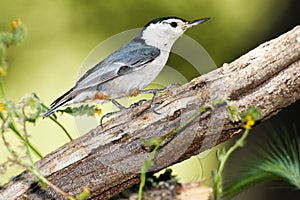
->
(187, 18), (210, 28)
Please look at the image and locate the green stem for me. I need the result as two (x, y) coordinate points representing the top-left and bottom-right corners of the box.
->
(21, 107), (36, 166)
(0, 80), (5, 101)
(0, 112), (43, 158)
(213, 129), (249, 200)
(49, 116), (73, 141)
(41, 103), (73, 141)
(163, 98), (225, 143)
(138, 141), (161, 200)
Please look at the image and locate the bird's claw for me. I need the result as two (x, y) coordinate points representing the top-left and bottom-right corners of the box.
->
(140, 83), (180, 114)
(100, 99), (147, 127)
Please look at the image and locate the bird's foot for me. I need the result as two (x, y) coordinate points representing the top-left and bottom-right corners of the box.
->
(100, 99), (147, 127)
(140, 83), (180, 114)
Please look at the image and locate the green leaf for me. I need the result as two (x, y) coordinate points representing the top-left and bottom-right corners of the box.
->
(222, 126), (300, 199)
(59, 104), (96, 117)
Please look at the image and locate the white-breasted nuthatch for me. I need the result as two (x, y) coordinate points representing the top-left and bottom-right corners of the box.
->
(43, 16), (210, 119)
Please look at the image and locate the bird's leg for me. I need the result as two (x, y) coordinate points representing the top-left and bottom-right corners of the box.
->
(100, 99), (147, 127)
(100, 99), (125, 126)
(140, 83), (180, 114)
(111, 99), (126, 110)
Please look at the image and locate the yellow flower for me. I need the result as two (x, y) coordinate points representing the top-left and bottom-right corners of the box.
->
(243, 114), (255, 130)
(0, 68), (7, 76)
(77, 187), (90, 199)
(94, 107), (102, 116)
(82, 187), (90, 195)
(11, 19), (22, 30)
(0, 103), (6, 111)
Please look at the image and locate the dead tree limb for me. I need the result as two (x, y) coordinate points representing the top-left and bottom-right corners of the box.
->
(1, 26), (300, 200)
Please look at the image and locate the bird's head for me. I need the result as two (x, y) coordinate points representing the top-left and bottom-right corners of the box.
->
(141, 17), (210, 50)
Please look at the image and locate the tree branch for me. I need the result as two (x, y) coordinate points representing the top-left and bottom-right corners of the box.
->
(1, 26), (300, 200)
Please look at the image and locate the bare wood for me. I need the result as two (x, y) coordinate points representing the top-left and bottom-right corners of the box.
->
(1, 26), (300, 200)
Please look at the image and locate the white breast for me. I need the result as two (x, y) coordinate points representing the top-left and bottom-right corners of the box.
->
(104, 50), (169, 98)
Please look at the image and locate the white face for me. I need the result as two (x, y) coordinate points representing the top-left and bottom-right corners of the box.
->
(150, 18), (188, 37)
(141, 18), (189, 50)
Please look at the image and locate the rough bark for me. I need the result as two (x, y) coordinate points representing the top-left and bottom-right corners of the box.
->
(1, 26), (300, 200)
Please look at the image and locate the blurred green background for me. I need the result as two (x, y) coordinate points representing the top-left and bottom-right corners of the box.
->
(1, 0), (300, 199)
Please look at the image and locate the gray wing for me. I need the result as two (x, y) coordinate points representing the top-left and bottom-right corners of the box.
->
(74, 44), (160, 91)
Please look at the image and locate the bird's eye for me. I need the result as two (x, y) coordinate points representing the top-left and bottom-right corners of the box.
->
(170, 22), (177, 28)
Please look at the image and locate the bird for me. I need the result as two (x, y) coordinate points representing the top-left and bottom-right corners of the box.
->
(43, 16), (210, 120)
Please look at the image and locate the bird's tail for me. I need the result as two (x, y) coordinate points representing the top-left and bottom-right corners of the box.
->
(43, 88), (73, 118)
